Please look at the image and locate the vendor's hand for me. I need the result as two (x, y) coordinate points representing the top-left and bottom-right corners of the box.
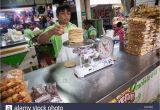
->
(52, 25), (65, 36)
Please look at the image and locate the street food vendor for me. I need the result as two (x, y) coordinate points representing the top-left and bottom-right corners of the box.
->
(23, 23), (35, 46)
(83, 20), (97, 40)
(38, 5), (77, 63)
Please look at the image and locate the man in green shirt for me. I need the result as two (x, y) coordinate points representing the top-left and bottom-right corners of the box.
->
(38, 5), (76, 58)
(83, 20), (97, 40)
(23, 23), (35, 46)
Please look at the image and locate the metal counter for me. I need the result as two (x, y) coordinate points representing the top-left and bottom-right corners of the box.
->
(24, 48), (160, 103)
(0, 39), (27, 49)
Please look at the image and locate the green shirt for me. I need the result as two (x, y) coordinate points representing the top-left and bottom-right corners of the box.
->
(86, 26), (97, 39)
(24, 28), (34, 46)
(24, 28), (34, 39)
(45, 22), (77, 57)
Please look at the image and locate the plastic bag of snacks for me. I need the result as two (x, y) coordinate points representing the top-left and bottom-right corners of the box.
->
(0, 69), (32, 103)
(31, 83), (63, 103)
(1, 69), (24, 81)
(0, 79), (32, 103)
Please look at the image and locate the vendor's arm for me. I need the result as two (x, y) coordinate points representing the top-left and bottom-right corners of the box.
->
(37, 25), (64, 44)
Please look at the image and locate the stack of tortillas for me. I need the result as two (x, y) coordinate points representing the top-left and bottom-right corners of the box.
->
(64, 61), (76, 68)
(69, 28), (84, 43)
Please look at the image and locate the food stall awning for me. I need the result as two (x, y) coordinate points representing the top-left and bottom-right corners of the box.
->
(90, 0), (121, 5)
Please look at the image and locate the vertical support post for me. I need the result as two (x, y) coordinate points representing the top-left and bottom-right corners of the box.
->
(85, 0), (91, 19)
(75, 0), (82, 27)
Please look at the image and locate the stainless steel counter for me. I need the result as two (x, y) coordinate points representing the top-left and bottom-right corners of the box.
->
(0, 39), (27, 49)
(24, 48), (160, 103)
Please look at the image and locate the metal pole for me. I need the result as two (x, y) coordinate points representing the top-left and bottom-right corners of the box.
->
(85, 0), (91, 19)
(75, 0), (82, 27)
